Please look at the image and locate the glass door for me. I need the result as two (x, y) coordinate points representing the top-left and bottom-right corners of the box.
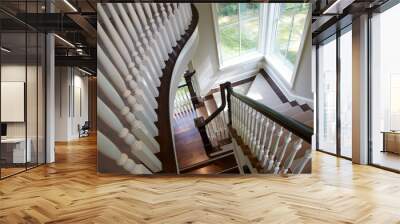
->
(339, 27), (352, 158)
(317, 35), (337, 155)
(370, 3), (400, 171)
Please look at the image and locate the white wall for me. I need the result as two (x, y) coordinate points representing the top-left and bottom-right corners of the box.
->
(292, 30), (313, 100)
(54, 67), (89, 141)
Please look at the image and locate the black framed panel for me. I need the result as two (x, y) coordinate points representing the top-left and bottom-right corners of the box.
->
(315, 20), (353, 161)
(0, 0), (47, 180)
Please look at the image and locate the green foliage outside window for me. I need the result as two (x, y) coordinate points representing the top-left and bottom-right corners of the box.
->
(274, 3), (309, 65)
(216, 3), (260, 62)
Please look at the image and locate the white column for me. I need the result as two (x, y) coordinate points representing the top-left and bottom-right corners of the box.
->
(352, 14), (369, 164)
(46, 32), (55, 163)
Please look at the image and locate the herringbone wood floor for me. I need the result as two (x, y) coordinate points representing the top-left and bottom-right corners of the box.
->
(1, 135), (400, 223)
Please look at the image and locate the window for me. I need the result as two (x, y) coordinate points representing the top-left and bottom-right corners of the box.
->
(268, 3), (309, 83)
(215, 3), (261, 66)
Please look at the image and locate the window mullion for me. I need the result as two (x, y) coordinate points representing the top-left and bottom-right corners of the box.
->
(238, 3), (241, 56)
(285, 9), (296, 58)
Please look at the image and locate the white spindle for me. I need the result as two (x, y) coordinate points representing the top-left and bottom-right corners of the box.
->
(180, 3), (190, 28)
(143, 3), (169, 60)
(254, 116), (265, 157)
(165, 3), (181, 41)
(273, 132), (292, 174)
(98, 70), (160, 154)
(158, 3), (179, 45)
(257, 119), (270, 160)
(98, 131), (151, 174)
(98, 98), (161, 172)
(172, 3), (185, 35)
(150, 3), (174, 53)
(126, 4), (164, 74)
(250, 112), (260, 153)
(283, 139), (304, 174)
(98, 46), (158, 137)
(98, 24), (158, 112)
(247, 108), (255, 146)
(261, 122), (276, 167)
(106, 4), (160, 92)
(114, 4), (161, 87)
(292, 148), (311, 174)
(134, 3), (165, 68)
(266, 127), (284, 171)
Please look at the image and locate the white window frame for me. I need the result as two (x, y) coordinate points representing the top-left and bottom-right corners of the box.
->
(264, 4), (312, 88)
(212, 3), (265, 70)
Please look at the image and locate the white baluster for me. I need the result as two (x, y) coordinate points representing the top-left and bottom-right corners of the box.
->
(98, 24), (158, 111)
(180, 3), (190, 28)
(98, 98), (162, 172)
(172, 3), (185, 35)
(98, 46), (158, 137)
(134, 3), (166, 68)
(257, 119), (270, 161)
(283, 139), (304, 174)
(98, 131), (151, 174)
(292, 148), (312, 174)
(97, 42), (157, 122)
(247, 108), (256, 146)
(114, 4), (161, 87)
(273, 132), (292, 174)
(261, 122), (276, 167)
(157, 3), (179, 46)
(254, 116), (265, 157)
(105, 4), (161, 92)
(151, 3), (174, 51)
(239, 101), (246, 138)
(266, 127), (284, 171)
(143, 3), (169, 60)
(185, 89), (194, 112)
(126, 4), (164, 75)
(250, 112), (260, 153)
(98, 70), (160, 154)
(165, 3), (181, 41)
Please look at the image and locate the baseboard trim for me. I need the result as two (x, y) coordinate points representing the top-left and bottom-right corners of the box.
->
(260, 67), (314, 110)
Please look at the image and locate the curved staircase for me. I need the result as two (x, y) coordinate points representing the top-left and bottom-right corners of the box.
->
(96, 3), (313, 175)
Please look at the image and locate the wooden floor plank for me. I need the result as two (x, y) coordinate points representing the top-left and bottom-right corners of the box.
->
(0, 135), (400, 223)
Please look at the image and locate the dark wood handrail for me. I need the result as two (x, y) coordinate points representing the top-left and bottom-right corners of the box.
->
(156, 4), (199, 173)
(203, 82), (229, 125)
(226, 84), (313, 143)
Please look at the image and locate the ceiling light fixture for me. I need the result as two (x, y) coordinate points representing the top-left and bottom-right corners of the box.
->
(63, 0), (78, 12)
(54, 34), (75, 48)
(78, 67), (93, 76)
(1, 47), (11, 53)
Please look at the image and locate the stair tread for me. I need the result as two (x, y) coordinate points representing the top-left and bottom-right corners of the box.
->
(292, 110), (313, 123)
(246, 74), (283, 108)
(195, 105), (209, 119)
(278, 105), (303, 117)
(185, 153), (237, 174)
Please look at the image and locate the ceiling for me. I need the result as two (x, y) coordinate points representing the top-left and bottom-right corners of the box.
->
(311, 0), (391, 43)
(0, 0), (100, 74)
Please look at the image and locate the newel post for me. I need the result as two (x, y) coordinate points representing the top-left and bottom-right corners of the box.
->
(225, 82), (232, 125)
(184, 70), (199, 107)
(194, 116), (213, 155)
